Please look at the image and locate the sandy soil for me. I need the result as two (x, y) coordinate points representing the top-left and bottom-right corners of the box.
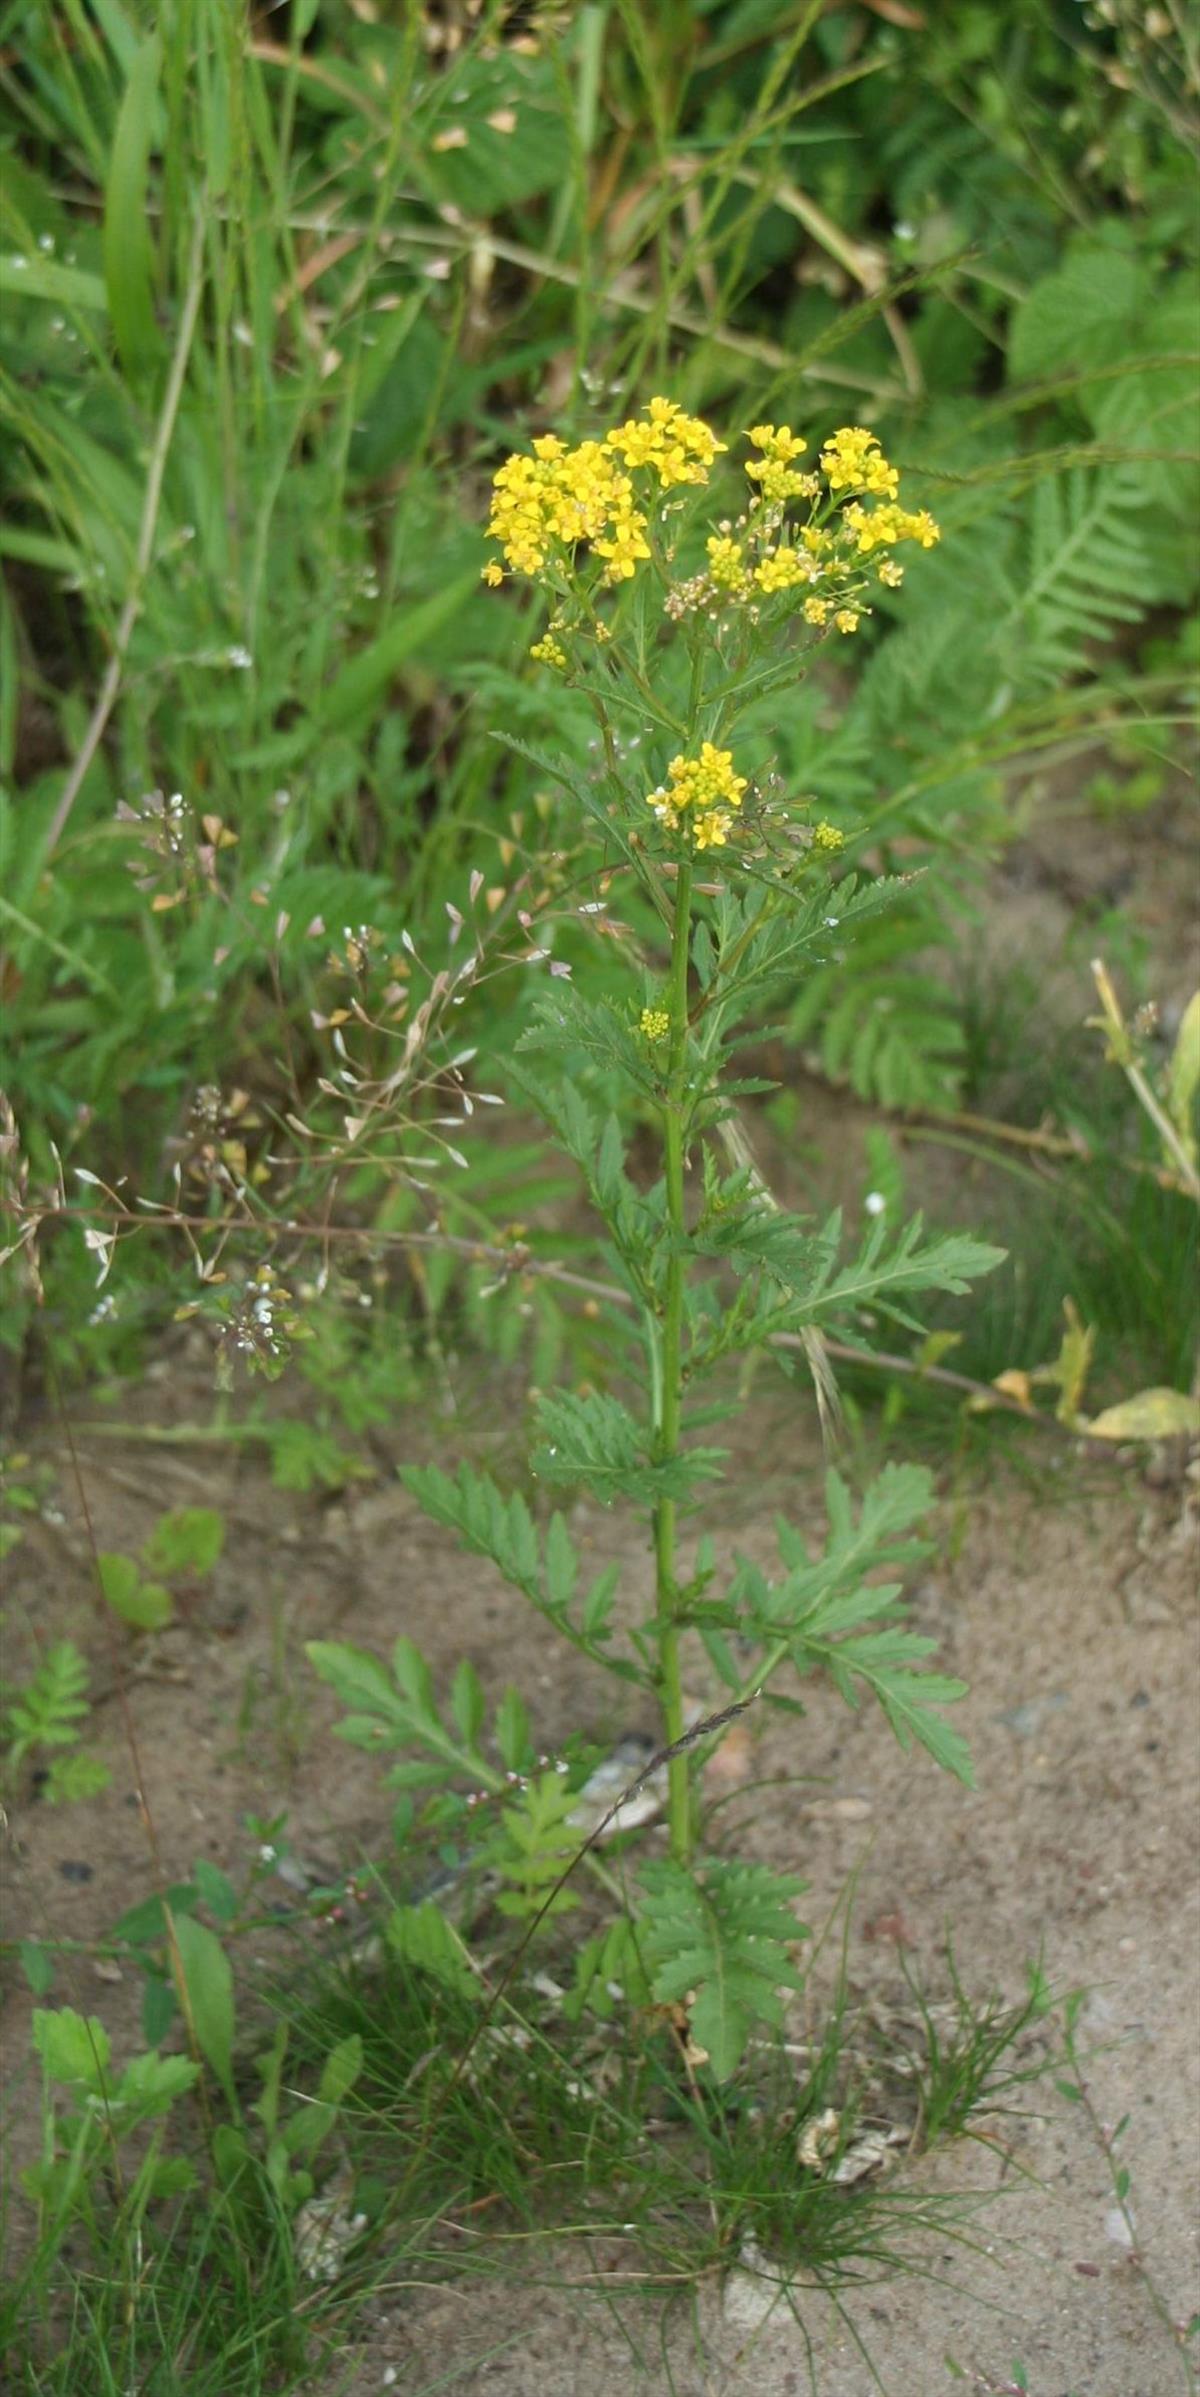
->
(3, 1371), (1197, 2397)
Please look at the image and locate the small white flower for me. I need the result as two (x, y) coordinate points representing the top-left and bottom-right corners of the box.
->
(864, 1190), (886, 1217)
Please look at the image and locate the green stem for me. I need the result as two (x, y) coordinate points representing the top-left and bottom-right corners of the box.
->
(654, 855), (694, 1863)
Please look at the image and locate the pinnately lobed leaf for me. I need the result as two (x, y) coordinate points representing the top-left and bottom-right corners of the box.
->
(638, 1857), (809, 2081)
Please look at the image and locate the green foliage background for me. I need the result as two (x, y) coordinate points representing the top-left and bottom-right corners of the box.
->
(1, 0), (1196, 1396)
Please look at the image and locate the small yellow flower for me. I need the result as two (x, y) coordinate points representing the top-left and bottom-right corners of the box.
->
(482, 560), (505, 587)
(748, 423), (807, 461)
(813, 821), (844, 851)
(606, 396), (726, 489)
(834, 608), (861, 635)
(803, 597), (829, 625)
(640, 1007), (671, 1041)
(753, 545), (809, 594)
(649, 743), (748, 849)
(693, 808), (733, 850)
(745, 422), (812, 504)
(844, 500), (940, 556)
(820, 426), (899, 499)
(877, 558), (904, 587)
(530, 633), (567, 668)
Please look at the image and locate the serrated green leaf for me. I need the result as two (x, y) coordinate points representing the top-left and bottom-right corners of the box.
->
(638, 1859), (808, 2080)
(494, 1684), (530, 1772)
(535, 1387), (724, 1507)
(544, 1510), (578, 1610)
(486, 1769), (580, 1919)
(33, 2007), (112, 2093)
(307, 1639), (404, 1721)
(43, 1752), (111, 1805)
(142, 1506), (225, 1578)
(117, 2050), (199, 2120)
(450, 1657), (486, 1748)
(582, 1562), (620, 1641)
(4, 1642), (90, 1765)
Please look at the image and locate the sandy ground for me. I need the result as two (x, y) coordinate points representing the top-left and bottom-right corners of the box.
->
(3, 1373), (1197, 2397)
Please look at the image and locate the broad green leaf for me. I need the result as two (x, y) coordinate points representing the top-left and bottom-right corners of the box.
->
(169, 1912), (236, 2103)
(103, 34), (163, 379)
(112, 1883), (198, 1947)
(19, 1940), (55, 1996)
(317, 2033), (364, 2107)
(33, 2007), (111, 2093)
(142, 1974), (177, 2046)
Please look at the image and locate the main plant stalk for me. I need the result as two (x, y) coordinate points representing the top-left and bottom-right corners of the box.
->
(655, 856), (694, 1863)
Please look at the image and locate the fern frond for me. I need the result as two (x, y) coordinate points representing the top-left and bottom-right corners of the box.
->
(4, 1642), (90, 1771)
(484, 1769), (581, 1919)
(1010, 469), (1149, 684)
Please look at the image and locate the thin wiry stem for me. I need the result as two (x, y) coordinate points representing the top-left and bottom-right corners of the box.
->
(45, 215), (206, 859)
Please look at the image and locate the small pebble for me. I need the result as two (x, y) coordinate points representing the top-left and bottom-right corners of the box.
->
(58, 1860), (93, 1884)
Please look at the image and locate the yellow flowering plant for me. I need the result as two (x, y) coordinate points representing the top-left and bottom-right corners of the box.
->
(311, 399), (1002, 2080)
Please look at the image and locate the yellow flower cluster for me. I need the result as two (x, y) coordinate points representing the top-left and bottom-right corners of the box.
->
(753, 544), (810, 595)
(812, 821), (844, 851)
(819, 425), (899, 498)
(713, 421), (940, 626)
(606, 395), (726, 487)
(745, 423), (815, 505)
(649, 742), (748, 852)
(482, 401), (941, 665)
(639, 1007), (671, 1041)
(843, 500), (939, 555)
(483, 398), (724, 592)
(485, 432), (649, 584)
(706, 533), (750, 592)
